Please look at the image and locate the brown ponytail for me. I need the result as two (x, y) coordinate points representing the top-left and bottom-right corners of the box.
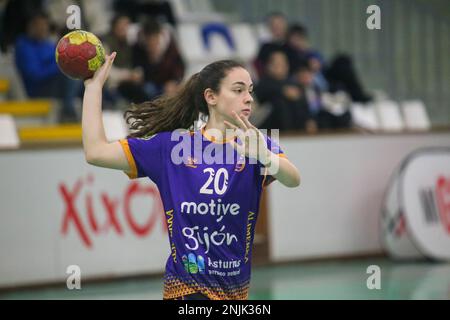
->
(124, 60), (244, 138)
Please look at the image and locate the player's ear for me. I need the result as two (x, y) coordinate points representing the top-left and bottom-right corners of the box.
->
(204, 88), (217, 106)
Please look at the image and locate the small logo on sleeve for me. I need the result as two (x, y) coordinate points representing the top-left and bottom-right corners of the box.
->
(185, 156), (198, 168)
(234, 155), (246, 172)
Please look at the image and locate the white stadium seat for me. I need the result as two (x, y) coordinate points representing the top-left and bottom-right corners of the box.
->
(376, 100), (405, 132)
(254, 23), (272, 44)
(230, 24), (258, 61)
(178, 22), (237, 62)
(350, 103), (380, 131)
(0, 114), (19, 149)
(401, 100), (431, 131)
(177, 22), (259, 80)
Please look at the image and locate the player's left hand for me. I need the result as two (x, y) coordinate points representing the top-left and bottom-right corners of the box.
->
(224, 111), (271, 165)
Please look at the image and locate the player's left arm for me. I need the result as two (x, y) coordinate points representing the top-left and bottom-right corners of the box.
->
(225, 111), (301, 188)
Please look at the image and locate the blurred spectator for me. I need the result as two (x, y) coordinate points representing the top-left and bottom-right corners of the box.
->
(285, 23), (328, 92)
(103, 14), (148, 104)
(14, 12), (80, 122)
(306, 51), (329, 92)
(104, 15), (134, 69)
(255, 51), (310, 132)
(1, 0), (46, 53)
(294, 62), (352, 131)
(285, 23), (371, 103)
(324, 54), (373, 103)
(254, 12), (292, 78)
(285, 23), (309, 71)
(132, 18), (185, 99)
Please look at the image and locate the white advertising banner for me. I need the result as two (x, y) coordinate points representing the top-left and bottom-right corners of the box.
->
(0, 148), (169, 288)
(382, 147), (450, 260)
(381, 169), (423, 259)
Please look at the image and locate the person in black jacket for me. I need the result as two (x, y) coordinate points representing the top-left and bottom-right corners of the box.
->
(132, 18), (185, 100)
(253, 12), (295, 79)
(324, 54), (373, 103)
(294, 62), (352, 131)
(255, 51), (311, 132)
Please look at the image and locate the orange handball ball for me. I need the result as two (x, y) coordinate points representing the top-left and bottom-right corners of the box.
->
(55, 30), (105, 80)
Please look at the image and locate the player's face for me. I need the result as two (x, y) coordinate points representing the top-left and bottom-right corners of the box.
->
(214, 67), (254, 123)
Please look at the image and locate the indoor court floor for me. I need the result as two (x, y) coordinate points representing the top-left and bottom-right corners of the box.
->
(1, 257), (449, 300)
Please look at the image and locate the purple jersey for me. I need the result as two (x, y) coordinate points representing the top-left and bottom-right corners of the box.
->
(119, 126), (285, 299)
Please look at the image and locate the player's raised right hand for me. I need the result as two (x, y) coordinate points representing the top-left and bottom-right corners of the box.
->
(84, 52), (116, 88)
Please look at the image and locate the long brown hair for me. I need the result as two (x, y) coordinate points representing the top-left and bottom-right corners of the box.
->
(124, 60), (244, 138)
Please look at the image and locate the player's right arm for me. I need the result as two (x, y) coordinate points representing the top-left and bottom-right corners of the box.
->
(81, 52), (130, 172)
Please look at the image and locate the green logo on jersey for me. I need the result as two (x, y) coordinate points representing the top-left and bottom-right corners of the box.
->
(184, 253), (205, 274)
